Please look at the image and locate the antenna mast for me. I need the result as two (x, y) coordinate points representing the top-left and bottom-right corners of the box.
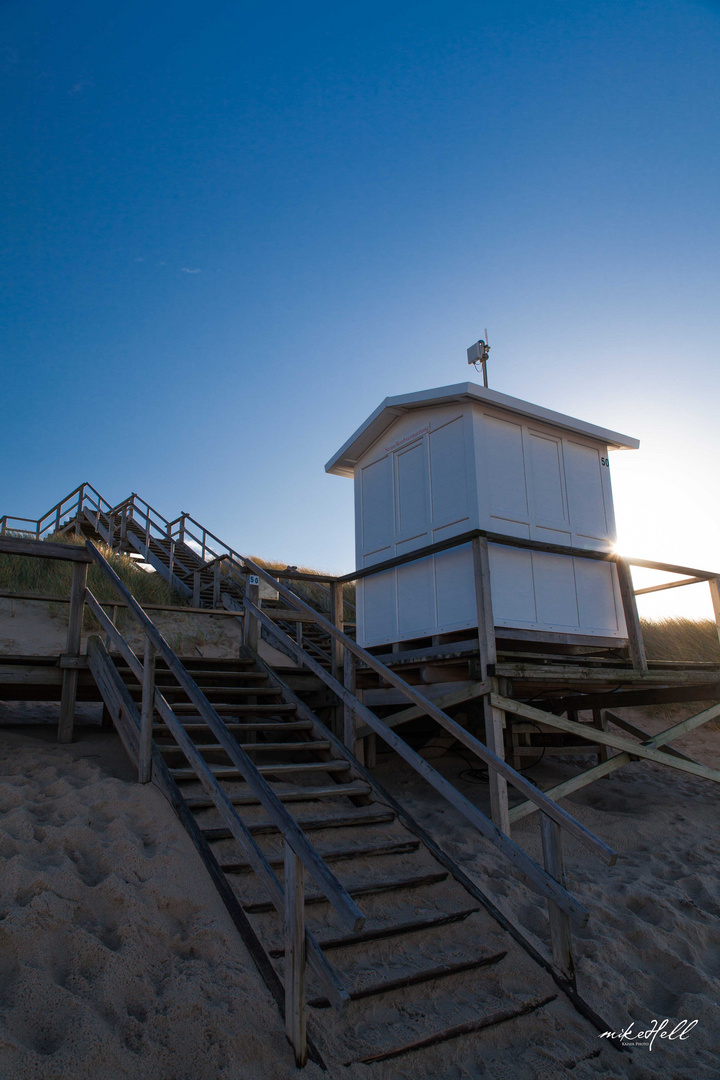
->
(467, 330), (490, 387)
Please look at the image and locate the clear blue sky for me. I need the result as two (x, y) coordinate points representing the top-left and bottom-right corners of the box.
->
(2, 1), (719, 614)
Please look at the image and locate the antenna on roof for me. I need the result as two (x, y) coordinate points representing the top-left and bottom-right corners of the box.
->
(467, 331), (490, 387)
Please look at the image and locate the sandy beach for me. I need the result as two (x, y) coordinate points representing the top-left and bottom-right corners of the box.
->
(0, 706), (717, 1080)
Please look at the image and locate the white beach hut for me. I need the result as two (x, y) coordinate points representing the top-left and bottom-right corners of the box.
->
(325, 382), (639, 650)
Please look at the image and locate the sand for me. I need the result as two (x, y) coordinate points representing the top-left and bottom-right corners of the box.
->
(0, 712), (717, 1079)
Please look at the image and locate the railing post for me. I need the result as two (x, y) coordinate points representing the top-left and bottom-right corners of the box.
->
(540, 812), (576, 988)
(193, 571), (201, 608)
(329, 582), (345, 680)
(138, 635), (156, 783)
(105, 605), (118, 651)
(58, 560), (88, 743)
(471, 536), (510, 835)
(145, 507), (151, 560)
(213, 561), (221, 607)
(709, 577), (720, 651)
(615, 557), (647, 671)
(246, 576), (260, 652)
(168, 538), (175, 593)
(284, 841), (307, 1068)
(343, 648), (359, 758)
(179, 514), (186, 545)
(120, 505), (127, 543)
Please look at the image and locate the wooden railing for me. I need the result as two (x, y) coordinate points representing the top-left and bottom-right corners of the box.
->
(205, 549), (617, 988)
(0, 535), (363, 1066)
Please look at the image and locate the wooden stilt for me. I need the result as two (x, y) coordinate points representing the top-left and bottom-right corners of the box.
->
(615, 557), (647, 670)
(709, 576), (720, 651)
(246, 577), (260, 652)
(471, 537), (510, 835)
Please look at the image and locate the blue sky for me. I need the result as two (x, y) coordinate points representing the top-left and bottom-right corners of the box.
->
(2, 0), (719, 615)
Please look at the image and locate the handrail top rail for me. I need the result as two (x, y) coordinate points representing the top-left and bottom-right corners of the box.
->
(0, 536), (93, 562)
(329, 529), (719, 585)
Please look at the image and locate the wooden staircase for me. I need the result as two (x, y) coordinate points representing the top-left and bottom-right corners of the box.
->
(0, 488), (626, 1071)
(104, 648), (610, 1071)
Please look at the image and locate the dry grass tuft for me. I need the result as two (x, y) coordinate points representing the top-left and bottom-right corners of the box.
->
(640, 617), (720, 664)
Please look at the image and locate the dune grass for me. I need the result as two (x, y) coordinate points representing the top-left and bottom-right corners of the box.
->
(640, 617), (720, 663)
(0, 534), (186, 628)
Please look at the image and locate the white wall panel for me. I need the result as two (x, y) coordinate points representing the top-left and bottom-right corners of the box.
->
(532, 552), (579, 627)
(361, 455), (393, 554)
(397, 556), (435, 637)
(435, 544), (476, 628)
(395, 440), (429, 540)
(429, 417), (468, 526)
(575, 559), (622, 632)
(528, 433), (566, 526)
(361, 568), (397, 645)
(489, 544), (536, 625)
(565, 441), (609, 543)
(485, 415), (528, 520)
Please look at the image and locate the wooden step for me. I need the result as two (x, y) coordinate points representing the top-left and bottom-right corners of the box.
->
(153, 720), (313, 734)
(187, 785), (379, 811)
(171, 703), (296, 714)
(170, 760), (351, 781)
(159, 740), (331, 754)
(354, 994), (557, 1065)
(147, 687), (281, 699)
(201, 808), (394, 836)
(220, 840), (420, 873)
(308, 952), (508, 1008)
(243, 871), (449, 913)
(268, 907), (482, 957)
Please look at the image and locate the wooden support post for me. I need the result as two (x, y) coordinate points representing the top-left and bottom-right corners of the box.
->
(168, 538), (175, 593)
(213, 562), (221, 607)
(138, 635), (156, 784)
(329, 581), (344, 683)
(192, 571), (201, 608)
(709, 577), (720, 651)
(343, 648), (358, 754)
(593, 709), (610, 767)
(540, 812), (575, 988)
(472, 537), (510, 835)
(615, 557), (647, 671)
(58, 561), (88, 743)
(246, 577), (260, 652)
(284, 842), (307, 1068)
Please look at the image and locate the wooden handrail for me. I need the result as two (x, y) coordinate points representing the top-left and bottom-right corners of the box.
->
(329, 528), (718, 585)
(0, 537), (92, 562)
(83, 608), (352, 1025)
(84, 541), (364, 935)
(239, 556), (616, 866)
(245, 595), (592, 924)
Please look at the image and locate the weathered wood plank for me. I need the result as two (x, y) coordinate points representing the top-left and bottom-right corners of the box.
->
(57, 561), (87, 743)
(354, 680), (490, 738)
(138, 634), (156, 784)
(493, 694), (720, 784)
(615, 558), (647, 671)
(284, 843), (307, 1067)
(540, 814), (575, 987)
(245, 601), (595, 922)
(0, 537), (92, 561)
